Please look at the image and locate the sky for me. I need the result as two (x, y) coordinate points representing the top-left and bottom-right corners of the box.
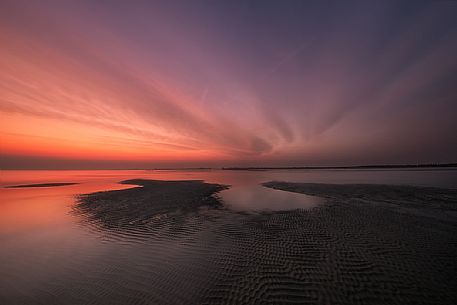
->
(1, 0), (457, 169)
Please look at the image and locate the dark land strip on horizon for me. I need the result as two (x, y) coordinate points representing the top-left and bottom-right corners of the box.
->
(222, 163), (457, 171)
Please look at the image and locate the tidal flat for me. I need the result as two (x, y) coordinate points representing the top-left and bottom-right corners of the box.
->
(69, 179), (457, 304)
(1, 169), (457, 305)
(4, 182), (78, 188)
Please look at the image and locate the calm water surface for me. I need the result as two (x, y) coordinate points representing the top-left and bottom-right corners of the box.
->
(1, 168), (456, 303)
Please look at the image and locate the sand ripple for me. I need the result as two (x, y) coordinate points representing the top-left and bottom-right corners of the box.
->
(7, 180), (455, 304)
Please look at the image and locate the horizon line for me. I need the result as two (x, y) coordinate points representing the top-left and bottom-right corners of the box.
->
(2, 162), (457, 171)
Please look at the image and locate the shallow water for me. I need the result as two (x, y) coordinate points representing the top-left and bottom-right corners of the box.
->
(1, 168), (456, 304)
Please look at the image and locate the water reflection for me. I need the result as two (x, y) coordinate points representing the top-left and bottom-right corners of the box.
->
(220, 185), (322, 211)
(1, 168), (456, 230)
(0, 178), (133, 235)
(1, 169), (456, 304)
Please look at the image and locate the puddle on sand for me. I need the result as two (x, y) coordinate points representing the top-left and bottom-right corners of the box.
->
(219, 184), (323, 212)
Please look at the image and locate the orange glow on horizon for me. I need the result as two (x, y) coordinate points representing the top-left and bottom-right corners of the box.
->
(0, 113), (230, 162)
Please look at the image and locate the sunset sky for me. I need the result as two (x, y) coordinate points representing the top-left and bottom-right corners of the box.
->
(1, 0), (457, 169)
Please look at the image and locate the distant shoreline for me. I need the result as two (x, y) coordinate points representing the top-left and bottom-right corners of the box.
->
(222, 163), (457, 171)
(4, 182), (78, 188)
(1, 163), (456, 171)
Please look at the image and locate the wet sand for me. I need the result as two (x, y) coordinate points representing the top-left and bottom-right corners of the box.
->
(75, 179), (228, 230)
(66, 180), (457, 304)
(4, 182), (78, 188)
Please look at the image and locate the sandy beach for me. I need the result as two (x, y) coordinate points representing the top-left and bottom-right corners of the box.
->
(68, 179), (457, 304)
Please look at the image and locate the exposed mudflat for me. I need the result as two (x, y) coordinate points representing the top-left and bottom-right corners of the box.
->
(75, 179), (228, 230)
(52, 180), (457, 304)
(4, 182), (78, 188)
